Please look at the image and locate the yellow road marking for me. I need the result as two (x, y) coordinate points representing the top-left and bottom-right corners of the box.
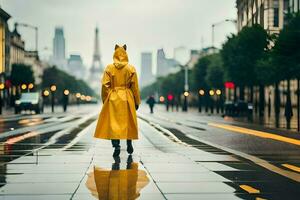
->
(209, 123), (300, 146)
(239, 184), (260, 194)
(282, 164), (300, 173)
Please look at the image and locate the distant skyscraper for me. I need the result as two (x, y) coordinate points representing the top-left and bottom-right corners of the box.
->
(156, 48), (180, 77)
(89, 27), (103, 94)
(140, 52), (154, 88)
(156, 49), (168, 77)
(67, 54), (86, 80)
(52, 27), (66, 70)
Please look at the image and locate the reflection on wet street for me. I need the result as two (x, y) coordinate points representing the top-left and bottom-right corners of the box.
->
(1, 104), (300, 199)
(86, 156), (149, 200)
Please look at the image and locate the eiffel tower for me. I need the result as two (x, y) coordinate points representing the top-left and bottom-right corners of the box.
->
(89, 26), (103, 94)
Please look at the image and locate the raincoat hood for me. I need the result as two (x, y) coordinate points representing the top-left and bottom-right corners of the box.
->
(113, 45), (128, 69)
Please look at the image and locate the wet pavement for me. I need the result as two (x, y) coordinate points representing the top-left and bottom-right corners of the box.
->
(0, 104), (300, 199)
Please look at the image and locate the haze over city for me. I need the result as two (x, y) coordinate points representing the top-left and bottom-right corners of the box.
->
(1, 0), (236, 73)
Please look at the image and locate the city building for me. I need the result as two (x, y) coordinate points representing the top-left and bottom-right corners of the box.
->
(89, 27), (103, 94)
(237, 0), (299, 34)
(186, 47), (218, 69)
(67, 54), (86, 80)
(289, 0), (300, 12)
(0, 8), (10, 78)
(156, 49), (180, 77)
(9, 25), (25, 70)
(140, 52), (154, 88)
(236, 0), (300, 112)
(7, 24), (43, 85)
(52, 26), (66, 70)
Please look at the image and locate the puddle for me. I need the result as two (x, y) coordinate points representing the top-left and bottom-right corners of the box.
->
(85, 156), (150, 199)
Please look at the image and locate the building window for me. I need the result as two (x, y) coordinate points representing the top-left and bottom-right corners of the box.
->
(274, 7), (279, 27)
(260, 4), (265, 28)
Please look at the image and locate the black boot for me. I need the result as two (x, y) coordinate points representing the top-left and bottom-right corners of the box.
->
(126, 155), (133, 169)
(127, 140), (134, 154)
(112, 140), (121, 157)
(112, 156), (120, 170)
(113, 148), (120, 157)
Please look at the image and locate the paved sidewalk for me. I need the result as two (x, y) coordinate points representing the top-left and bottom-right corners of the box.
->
(0, 117), (267, 199)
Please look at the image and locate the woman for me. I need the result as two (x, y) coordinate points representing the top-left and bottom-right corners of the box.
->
(94, 44), (141, 157)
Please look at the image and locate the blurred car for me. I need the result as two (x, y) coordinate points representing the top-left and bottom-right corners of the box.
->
(15, 92), (43, 114)
(224, 101), (235, 115)
(225, 100), (253, 116)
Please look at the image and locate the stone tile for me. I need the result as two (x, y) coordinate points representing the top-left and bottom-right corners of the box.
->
(157, 182), (236, 193)
(187, 155), (239, 162)
(72, 193), (165, 200)
(150, 172), (230, 182)
(0, 183), (77, 195)
(0, 195), (70, 200)
(144, 163), (209, 173)
(199, 162), (240, 171)
(4, 173), (83, 183)
(165, 194), (248, 200)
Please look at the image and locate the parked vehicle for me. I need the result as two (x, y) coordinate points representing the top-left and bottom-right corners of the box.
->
(15, 92), (43, 114)
(225, 100), (253, 116)
(224, 101), (235, 115)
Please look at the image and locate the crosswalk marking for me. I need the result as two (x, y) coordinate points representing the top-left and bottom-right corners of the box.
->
(282, 164), (300, 173)
(239, 184), (260, 194)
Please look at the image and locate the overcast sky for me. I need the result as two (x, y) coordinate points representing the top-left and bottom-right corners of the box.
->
(1, 0), (237, 74)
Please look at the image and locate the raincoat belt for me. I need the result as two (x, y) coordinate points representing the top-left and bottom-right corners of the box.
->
(113, 86), (129, 90)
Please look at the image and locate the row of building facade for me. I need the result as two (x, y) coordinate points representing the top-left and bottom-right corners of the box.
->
(237, 0), (299, 34)
(0, 8), (43, 87)
(236, 0), (300, 116)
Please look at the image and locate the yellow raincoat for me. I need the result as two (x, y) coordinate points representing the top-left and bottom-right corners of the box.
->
(94, 45), (141, 140)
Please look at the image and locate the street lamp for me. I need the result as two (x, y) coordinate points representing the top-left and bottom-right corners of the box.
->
(209, 89), (215, 114)
(50, 85), (57, 92)
(21, 84), (27, 91)
(0, 83), (5, 114)
(76, 92), (81, 106)
(80, 95), (86, 101)
(183, 65), (189, 112)
(50, 84), (56, 113)
(159, 96), (165, 103)
(63, 89), (70, 96)
(198, 89), (205, 113)
(211, 19), (237, 51)
(28, 83), (34, 91)
(63, 89), (69, 112)
(183, 91), (189, 112)
(216, 89), (222, 113)
(86, 96), (92, 102)
(43, 90), (50, 97)
(28, 83), (34, 89)
(42, 89), (49, 112)
(199, 89), (205, 96)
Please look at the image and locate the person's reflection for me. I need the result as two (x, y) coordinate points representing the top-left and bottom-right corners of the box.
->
(86, 155), (150, 200)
